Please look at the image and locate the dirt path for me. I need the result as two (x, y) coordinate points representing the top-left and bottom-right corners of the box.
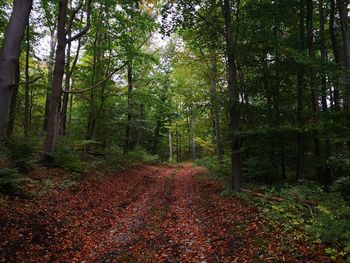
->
(0, 164), (332, 262)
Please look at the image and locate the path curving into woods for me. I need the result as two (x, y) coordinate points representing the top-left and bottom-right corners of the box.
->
(0, 164), (333, 262)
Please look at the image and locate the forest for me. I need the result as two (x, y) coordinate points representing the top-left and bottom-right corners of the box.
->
(0, 0), (350, 262)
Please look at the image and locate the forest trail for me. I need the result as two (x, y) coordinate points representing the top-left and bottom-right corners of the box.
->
(0, 164), (331, 262)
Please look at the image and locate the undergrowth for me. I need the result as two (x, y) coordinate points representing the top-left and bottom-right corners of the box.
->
(197, 156), (350, 261)
(238, 183), (350, 261)
(0, 138), (160, 198)
(0, 167), (29, 198)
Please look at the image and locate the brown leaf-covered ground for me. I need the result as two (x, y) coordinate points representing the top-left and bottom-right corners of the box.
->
(0, 163), (335, 262)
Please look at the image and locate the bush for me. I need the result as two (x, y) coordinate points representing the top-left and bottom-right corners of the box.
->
(243, 154), (278, 182)
(331, 176), (350, 200)
(196, 156), (231, 177)
(53, 139), (92, 172)
(247, 183), (350, 260)
(127, 147), (160, 165)
(0, 167), (27, 197)
(6, 138), (38, 166)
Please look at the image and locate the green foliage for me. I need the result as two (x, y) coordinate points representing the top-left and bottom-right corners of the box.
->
(243, 154), (277, 182)
(0, 167), (17, 176)
(53, 139), (160, 173)
(331, 176), (350, 200)
(127, 148), (160, 165)
(6, 138), (37, 165)
(53, 139), (92, 173)
(328, 154), (350, 173)
(247, 183), (350, 260)
(196, 156), (231, 178)
(0, 167), (27, 198)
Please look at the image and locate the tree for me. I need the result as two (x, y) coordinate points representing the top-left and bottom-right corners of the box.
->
(0, 0), (32, 139)
(43, 0), (91, 156)
(221, 0), (242, 191)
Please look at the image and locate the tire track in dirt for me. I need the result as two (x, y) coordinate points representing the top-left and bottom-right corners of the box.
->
(89, 166), (176, 262)
(154, 164), (213, 262)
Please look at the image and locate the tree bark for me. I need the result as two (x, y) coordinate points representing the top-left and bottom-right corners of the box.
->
(319, 0), (332, 185)
(307, 0), (323, 181)
(189, 108), (196, 161)
(211, 56), (224, 163)
(6, 60), (20, 137)
(0, 0), (32, 139)
(24, 23), (30, 137)
(297, 0), (306, 181)
(124, 62), (133, 154)
(44, 0), (91, 155)
(43, 30), (57, 132)
(43, 0), (68, 155)
(337, 0), (350, 108)
(135, 104), (144, 148)
(60, 33), (71, 136)
(330, 0), (341, 111)
(221, 0), (242, 191)
(168, 129), (173, 162)
(176, 123), (179, 163)
(87, 29), (99, 141)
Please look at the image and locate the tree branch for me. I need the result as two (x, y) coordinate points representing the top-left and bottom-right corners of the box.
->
(67, 2), (84, 35)
(68, 39), (81, 79)
(13, 76), (42, 86)
(67, 0), (92, 43)
(64, 62), (128, 94)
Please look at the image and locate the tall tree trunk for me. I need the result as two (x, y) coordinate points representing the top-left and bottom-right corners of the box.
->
(176, 123), (179, 163)
(135, 104), (144, 148)
(152, 120), (161, 155)
(337, 0), (350, 108)
(330, 0), (341, 111)
(86, 30), (99, 141)
(211, 56), (224, 163)
(7, 61), (20, 137)
(68, 81), (74, 127)
(297, 0), (306, 181)
(221, 0), (242, 191)
(60, 33), (71, 136)
(189, 108), (196, 161)
(319, 0), (328, 112)
(0, 0), (32, 139)
(24, 23), (30, 138)
(168, 121), (173, 162)
(307, 0), (323, 181)
(319, 0), (332, 185)
(43, 0), (68, 155)
(43, 30), (57, 132)
(44, 0), (90, 155)
(124, 62), (133, 153)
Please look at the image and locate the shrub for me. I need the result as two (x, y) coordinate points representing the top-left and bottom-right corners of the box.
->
(127, 147), (160, 165)
(243, 154), (278, 182)
(6, 138), (38, 166)
(247, 183), (350, 260)
(331, 176), (350, 200)
(196, 156), (231, 177)
(53, 139), (91, 172)
(0, 167), (27, 197)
